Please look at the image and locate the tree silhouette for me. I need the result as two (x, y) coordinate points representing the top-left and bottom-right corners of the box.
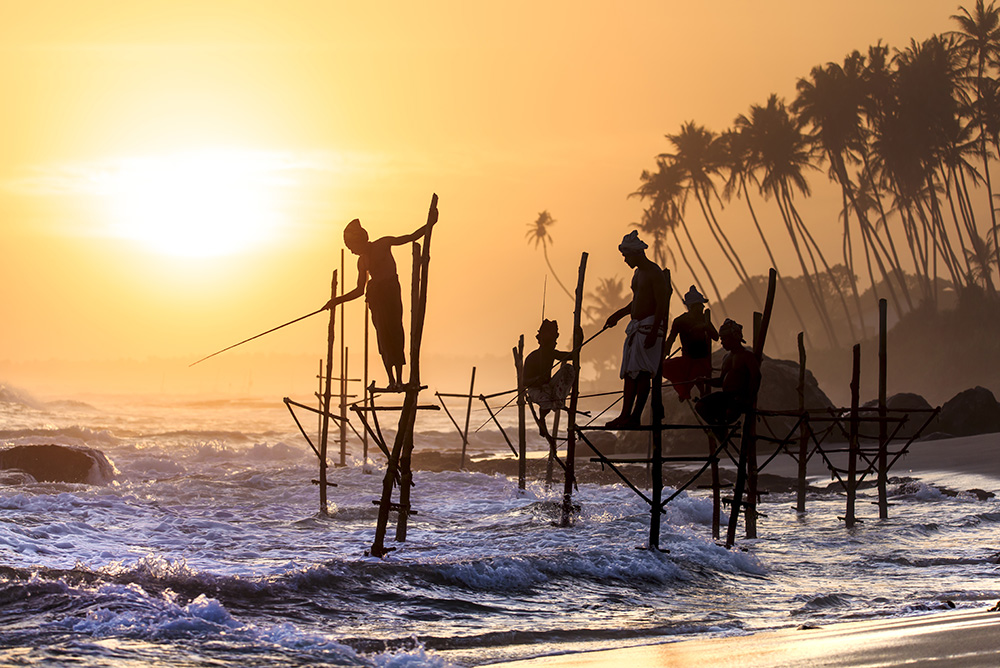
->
(526, 210), (573, 300)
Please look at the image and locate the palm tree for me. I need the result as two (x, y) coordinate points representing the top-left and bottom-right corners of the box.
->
(951, 0), (1000, 279)
(526, 210), (573, 300)
(662, 121), (762, 309)
(723, 125), (814, 348)
(736, 93), (841, 347)
(631, 159), (727, 312)
(794, 54), (910, 328)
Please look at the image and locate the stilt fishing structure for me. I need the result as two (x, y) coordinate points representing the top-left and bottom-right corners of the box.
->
(364, 194), (440, 557)
(194, 220), (944, 555)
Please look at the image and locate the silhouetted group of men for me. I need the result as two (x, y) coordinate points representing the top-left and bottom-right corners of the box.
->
(326, 215), (757, 435)
(523, 230), (760, 436)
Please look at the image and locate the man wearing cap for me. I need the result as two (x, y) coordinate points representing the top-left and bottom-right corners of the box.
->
(323, 215), (436, 390)
(695, 318), (761, 429)
(663, 285), (719, 401)
(603, 231), (670, 429)
(524, 319), (576, 437)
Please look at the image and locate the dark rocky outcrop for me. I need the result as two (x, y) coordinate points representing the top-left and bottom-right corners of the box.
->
(934, 386), (1000, 437)
(859, 392), (936, 440)
(0, 444), (116, 485)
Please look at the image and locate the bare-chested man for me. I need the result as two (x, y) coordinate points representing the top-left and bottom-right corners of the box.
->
(603, 231), (670, 428)
(695, 318), (761, 431)
(323, 215), (436, 390)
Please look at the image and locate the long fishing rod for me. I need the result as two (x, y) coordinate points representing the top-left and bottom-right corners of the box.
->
(189, 307), (327, 367)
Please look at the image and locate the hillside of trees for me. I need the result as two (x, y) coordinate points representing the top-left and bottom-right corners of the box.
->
(564, 2), (1000, 408)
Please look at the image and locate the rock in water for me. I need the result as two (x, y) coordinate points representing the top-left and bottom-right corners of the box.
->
(0, 444), (116, 485)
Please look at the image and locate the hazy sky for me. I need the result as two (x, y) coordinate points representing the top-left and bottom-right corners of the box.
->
(0, 1), (957, 397)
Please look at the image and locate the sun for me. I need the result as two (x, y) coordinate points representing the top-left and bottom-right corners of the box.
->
(101, 149), (287, 258)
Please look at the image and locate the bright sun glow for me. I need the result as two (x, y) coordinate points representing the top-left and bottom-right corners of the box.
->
(100, 150), (288, 258)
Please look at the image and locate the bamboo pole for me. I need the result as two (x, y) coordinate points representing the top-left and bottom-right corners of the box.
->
(395, 194), (437, 542)
(340, 249), (347, 468)
(363, 305), (370, 470)
(459, 367), (476, 469)
(846, 343), (861, 528)
(796, 332), (809, 513)
(647, 268), (670, 550)
(560, 252), (587, 527)
(371, 193), (437, 555)
(318, 270), (338, 516)
(547, 410), (561, 487)
(877, 298), (889, 519)
(514, 337), (527, 490)
(726, 268), (775, 547)
(708, 430), (721, 540)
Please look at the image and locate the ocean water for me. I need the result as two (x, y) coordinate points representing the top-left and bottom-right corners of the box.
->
(0, 386), (998, 667)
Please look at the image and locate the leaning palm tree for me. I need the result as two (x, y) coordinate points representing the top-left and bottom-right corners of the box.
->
(738, 94), (842, 347)
(662, 121), (762, 309)
(951, 0), (1000, 279)
(724, 123), (813, 348)
(526, 210), (573, 299)
(631, 158), (727, 312)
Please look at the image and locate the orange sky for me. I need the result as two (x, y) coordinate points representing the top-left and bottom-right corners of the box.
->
(0, 1), (956, 398)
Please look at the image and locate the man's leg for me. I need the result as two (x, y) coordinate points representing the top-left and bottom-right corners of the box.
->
(629, 372), (651, 424)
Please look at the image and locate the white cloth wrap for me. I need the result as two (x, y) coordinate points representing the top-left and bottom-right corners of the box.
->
(619, 315), (665, 379)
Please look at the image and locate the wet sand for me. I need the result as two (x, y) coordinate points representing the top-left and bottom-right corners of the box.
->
(485, 432), (1000, 667)
(489, 607), (1000, 667)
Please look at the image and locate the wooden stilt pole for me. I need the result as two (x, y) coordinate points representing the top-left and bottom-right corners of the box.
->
(708, 431), (721, 540)
(459, 367), (476, 469)
(340, 348), (348, 467)
(548, 410), (561, 487)
(846, 343), (861, 528)
(370, 193), (437, 555)
(560, 252), (587, 527)
(339, 250), (348, 468)
(514, 337), (527, 491)
(727, 268), (775, 547)
(363, 305), (371, 470)
(796, 332), (809, 513)
(646, 268), (670, 550)
(395, 195), (437, 543)
(318, 270), (338, 516)
(877, 299), (889, 519)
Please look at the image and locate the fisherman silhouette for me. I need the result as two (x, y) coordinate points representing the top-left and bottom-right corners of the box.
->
(523, 319), (576, 437)
(695, 318), (761, 434)
(323, 215), (436, 390)
(603, 231), (670, 429)
(663, 285), (719, 401)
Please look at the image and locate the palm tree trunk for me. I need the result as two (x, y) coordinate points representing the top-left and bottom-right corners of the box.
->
(776, 187), (840, 348)
(788, 198), (860, 341)
(676, 214), (727, 315)
(542, 242), (574, 300)
(740, 178), (815, 348)
(698, 188), (762, 309)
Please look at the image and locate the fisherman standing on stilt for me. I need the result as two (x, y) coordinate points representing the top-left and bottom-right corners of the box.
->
(323, 215), (437, 390)
(603, 231), (669, 428)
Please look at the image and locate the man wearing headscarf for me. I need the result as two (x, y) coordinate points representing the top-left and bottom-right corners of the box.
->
(323, 215), (436, 390)
(662, 285), (719, 401)
(695, 318), (761, 430)
(523, 319), (576, 437)
(603, 231), (670, 428)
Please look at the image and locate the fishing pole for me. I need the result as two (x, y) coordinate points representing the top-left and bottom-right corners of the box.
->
(189, 307), (327, 367)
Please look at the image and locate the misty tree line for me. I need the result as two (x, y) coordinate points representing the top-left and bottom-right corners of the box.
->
(530, 1), (1000, 359)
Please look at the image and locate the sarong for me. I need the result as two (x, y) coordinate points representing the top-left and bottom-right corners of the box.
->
(662, 356), (713, 401)
(366, 276), (406, 367)
(526, 363), (575, 410)
(619, 315), (665, 380)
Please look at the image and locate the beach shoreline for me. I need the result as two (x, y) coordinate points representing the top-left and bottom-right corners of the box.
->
(486, 606), (1000, 667)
